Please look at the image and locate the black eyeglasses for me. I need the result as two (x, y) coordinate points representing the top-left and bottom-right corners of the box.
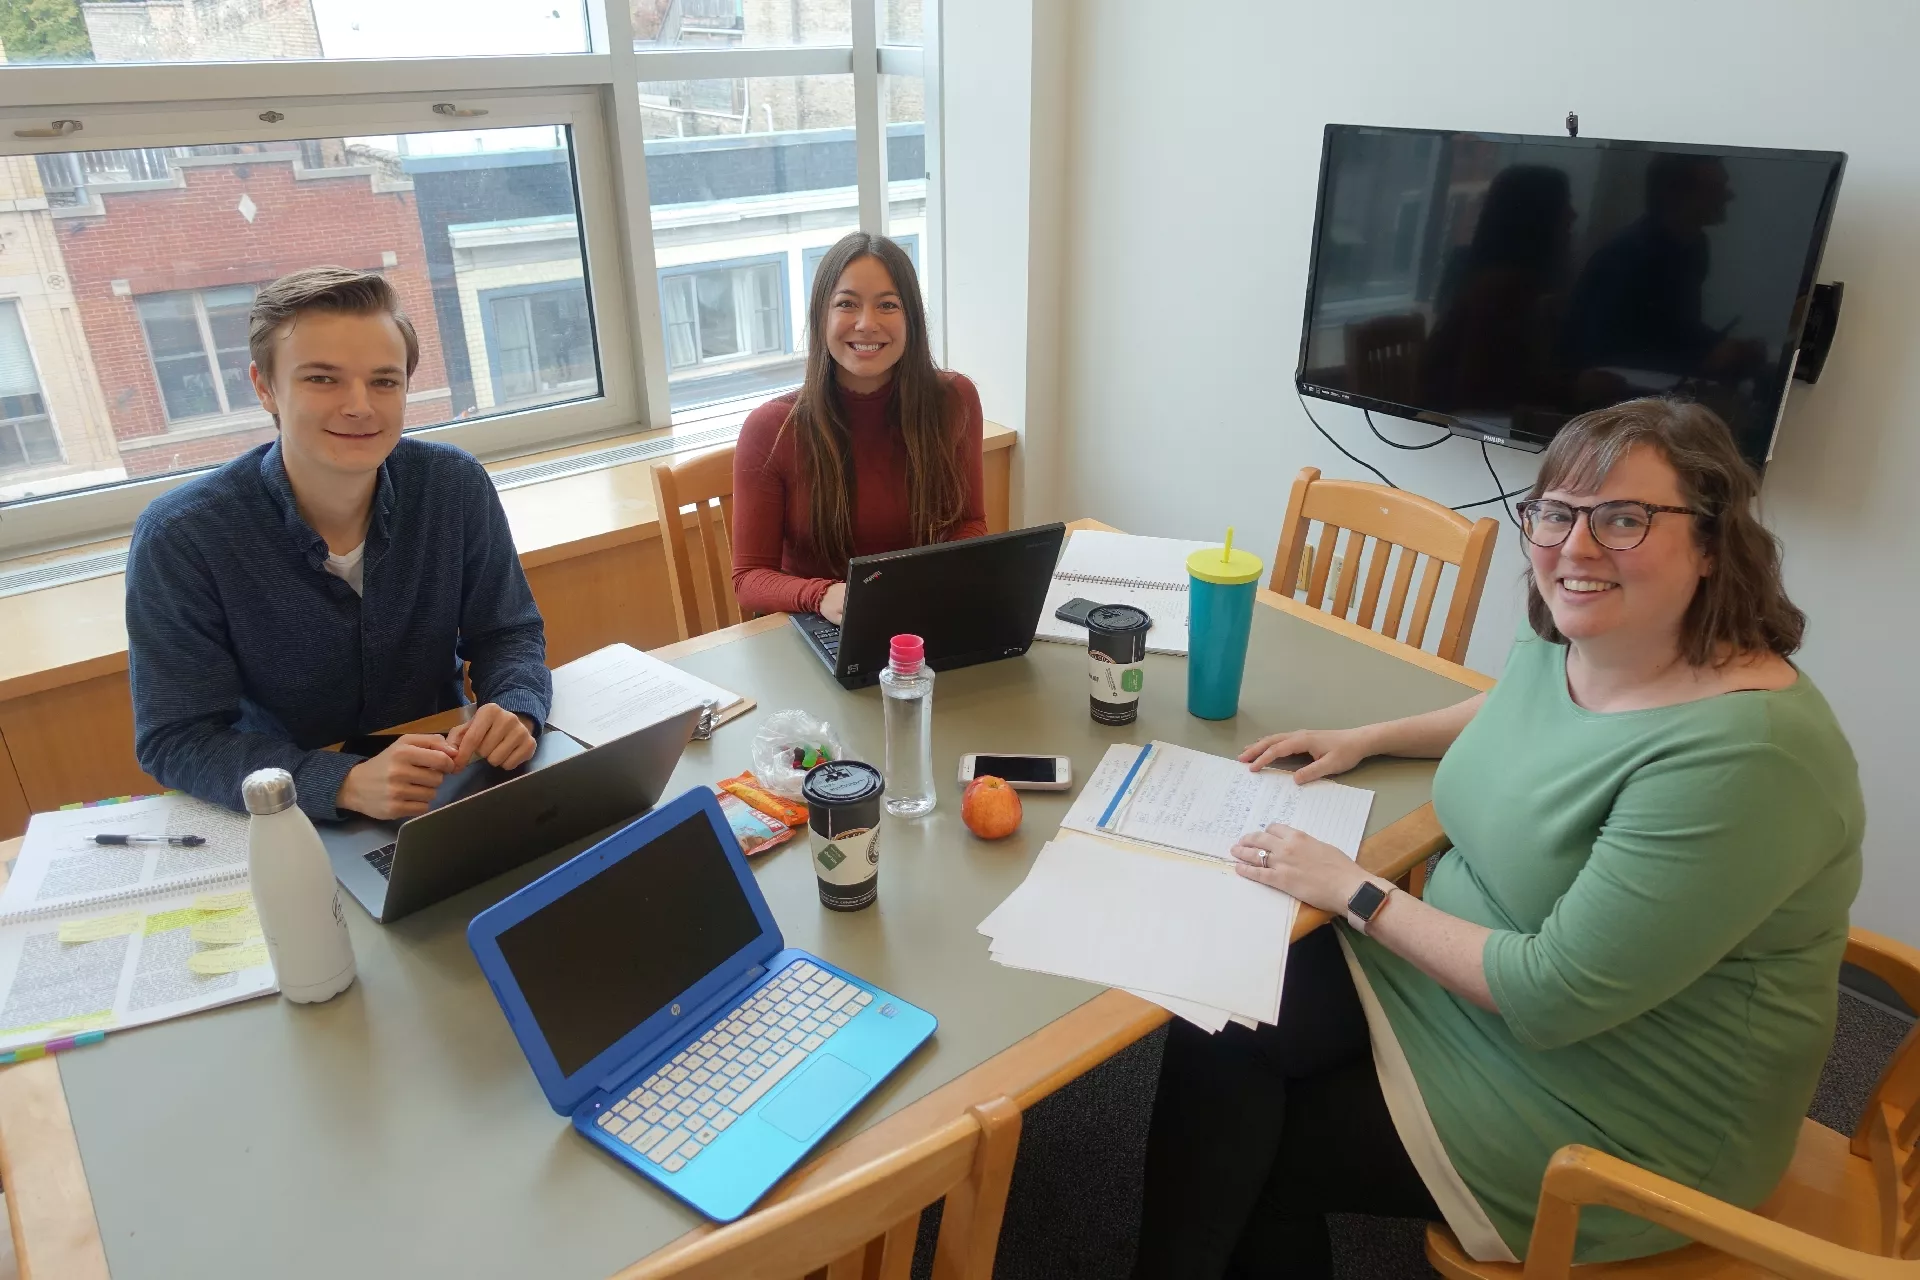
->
(1516, 499), (1704, 551)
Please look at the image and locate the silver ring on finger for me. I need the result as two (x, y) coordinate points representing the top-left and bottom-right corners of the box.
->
(1258, 849), (1269, 868)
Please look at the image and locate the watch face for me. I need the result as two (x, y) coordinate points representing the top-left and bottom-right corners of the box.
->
(1348, 881), (1389, 921)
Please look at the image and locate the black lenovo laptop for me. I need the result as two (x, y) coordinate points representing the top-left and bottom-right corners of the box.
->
(319, 707), (700, 923)
(789, 522), (1067, 689)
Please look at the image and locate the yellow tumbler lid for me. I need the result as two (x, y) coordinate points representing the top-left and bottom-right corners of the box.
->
(1187, 545), (1263, 586)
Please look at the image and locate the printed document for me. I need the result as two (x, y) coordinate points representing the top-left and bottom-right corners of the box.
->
(546, 642), (752, 746)
(2, 795), (250, 921)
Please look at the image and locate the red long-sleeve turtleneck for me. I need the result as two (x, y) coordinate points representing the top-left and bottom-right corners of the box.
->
(730, 371), (987, 616)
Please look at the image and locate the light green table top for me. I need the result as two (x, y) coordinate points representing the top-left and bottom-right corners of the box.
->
(55, 607), (1480, 1279)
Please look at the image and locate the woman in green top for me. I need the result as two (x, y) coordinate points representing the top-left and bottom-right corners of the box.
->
(1130, 399), (1862, 1278)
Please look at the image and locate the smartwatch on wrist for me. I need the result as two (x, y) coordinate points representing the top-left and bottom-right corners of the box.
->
(1346, 880), (1393, 935)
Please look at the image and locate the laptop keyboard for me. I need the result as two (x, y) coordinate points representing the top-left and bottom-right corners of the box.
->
(799, 613), (842, 660)
(593, 960), (873, 1174)
(364, 842), (398, 879)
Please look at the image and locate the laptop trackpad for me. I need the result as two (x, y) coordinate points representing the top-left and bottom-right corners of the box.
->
(759, 1055), (870, 1141)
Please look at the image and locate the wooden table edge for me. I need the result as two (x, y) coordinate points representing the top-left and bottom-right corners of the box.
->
(0, 526), (1479, 1280)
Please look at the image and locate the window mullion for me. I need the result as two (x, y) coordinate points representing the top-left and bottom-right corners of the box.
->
(852, 0), (886, 236)
(191, 294), (230, 417)
(594, 0), (673, 429)
(922, 0), (947, 362)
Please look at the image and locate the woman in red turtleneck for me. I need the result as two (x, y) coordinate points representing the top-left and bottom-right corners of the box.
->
(731, 232), (986, 622)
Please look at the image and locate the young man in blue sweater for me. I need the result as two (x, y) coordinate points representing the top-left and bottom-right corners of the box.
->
(126, 267), (552, 822)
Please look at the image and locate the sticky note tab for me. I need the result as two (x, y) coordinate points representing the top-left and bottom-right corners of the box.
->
(58, 912), (143, 943)
(194, 891), (254, 914)
(187, 943), (269, 976)
(189, 912), (261, 946)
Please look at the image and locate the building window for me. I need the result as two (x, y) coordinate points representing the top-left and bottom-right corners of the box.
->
(0, 301), (62, 474)
(659, 257), (789, 372)
(482, 282), (597, 406)
(135, 285), (259, 423)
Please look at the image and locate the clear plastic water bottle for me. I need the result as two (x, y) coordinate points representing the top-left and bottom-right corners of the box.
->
(242, 768), (356, 1004)
(880, 633), (937, 817)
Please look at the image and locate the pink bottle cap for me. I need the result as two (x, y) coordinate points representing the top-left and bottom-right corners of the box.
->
(889, 634), (925, 672)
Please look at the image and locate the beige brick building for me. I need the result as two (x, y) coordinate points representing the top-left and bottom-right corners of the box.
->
(0, 158), (123, 500)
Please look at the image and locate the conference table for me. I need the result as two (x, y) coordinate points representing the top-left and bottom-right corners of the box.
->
(0, 520), (1492, 1279)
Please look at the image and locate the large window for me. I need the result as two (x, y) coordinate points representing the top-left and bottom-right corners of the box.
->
(0, 301), (62, 475)
(137, 287), (257, 423)
(0, 0), (940, 553)
(482, 282), (597, 406)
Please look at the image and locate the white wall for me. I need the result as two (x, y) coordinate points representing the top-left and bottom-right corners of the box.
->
(940, 0), (1072, 525)
(1040, 0), (1920, 943)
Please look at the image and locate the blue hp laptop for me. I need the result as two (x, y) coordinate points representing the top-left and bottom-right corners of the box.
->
(467, 787), (937, 1221)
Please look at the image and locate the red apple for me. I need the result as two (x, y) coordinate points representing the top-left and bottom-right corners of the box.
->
(962, 775), (1023, 840)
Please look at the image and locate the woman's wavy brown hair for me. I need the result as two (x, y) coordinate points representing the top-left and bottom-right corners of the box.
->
(1524, 397), (1805, 665)
(779, 232), (963, 573)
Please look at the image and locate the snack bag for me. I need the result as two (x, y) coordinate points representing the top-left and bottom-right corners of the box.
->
(718, 770), (808, 827)
(714, 790), (793, 857)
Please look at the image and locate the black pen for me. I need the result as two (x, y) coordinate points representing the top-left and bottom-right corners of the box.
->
(93, 834), (206, 847)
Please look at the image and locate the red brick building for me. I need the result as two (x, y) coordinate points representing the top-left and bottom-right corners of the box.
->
(53, 146), (449, 477)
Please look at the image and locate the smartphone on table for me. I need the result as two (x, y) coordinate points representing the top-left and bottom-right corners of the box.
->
(957, 754), (1074, 791)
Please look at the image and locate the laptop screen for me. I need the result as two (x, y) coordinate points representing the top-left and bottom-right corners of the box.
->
(495, 806), (763, 1077)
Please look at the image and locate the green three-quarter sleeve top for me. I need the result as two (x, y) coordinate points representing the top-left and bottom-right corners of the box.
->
(1344, 629), (1863, 1263)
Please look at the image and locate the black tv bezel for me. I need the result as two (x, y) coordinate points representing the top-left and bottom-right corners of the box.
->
(1293, 124), (1848, 466)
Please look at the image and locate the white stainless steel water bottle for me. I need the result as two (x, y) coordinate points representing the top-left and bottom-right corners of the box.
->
(880, 633), (937, 817)
(243, 768), (356, 1004)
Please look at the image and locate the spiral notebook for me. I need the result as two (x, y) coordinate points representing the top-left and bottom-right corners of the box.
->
(0, 794), (274, 1053)
(1033, 530), (1218, 656)
(1, 793), (251, 923)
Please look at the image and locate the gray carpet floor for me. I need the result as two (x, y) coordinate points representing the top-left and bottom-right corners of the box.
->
(909, 985), (1914, 1279)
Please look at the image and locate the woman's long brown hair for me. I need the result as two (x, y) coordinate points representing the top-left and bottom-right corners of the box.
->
(780, 232), (964, 573)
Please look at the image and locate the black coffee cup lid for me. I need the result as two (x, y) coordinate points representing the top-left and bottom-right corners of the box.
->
(1086, 604), (1152, 635)
(801, 760), (884, 806)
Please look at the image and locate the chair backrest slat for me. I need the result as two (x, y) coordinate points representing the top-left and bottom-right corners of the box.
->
(650, 445), (740, 642)
(1268, 467), (1498, 665)
(1380, 544), (1418, 641)
(1305, 524), (1341, 610)
(1329, 529), (1369, 620)
(1355, 533), (1392, 630)
(1407, 554), (1446, 652)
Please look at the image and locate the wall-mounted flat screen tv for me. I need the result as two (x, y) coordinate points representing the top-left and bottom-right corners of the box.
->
(1296, 125), (1845, 472)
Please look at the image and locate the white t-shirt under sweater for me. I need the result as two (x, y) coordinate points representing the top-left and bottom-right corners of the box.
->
(323, 542), (366, 596)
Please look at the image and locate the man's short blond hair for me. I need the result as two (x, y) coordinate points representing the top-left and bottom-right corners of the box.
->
(248, 266), (420, 386)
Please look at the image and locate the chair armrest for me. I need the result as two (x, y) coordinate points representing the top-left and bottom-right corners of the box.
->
(1845, 926), (1920, 1020)
(1520, 1145), (1901, 1280)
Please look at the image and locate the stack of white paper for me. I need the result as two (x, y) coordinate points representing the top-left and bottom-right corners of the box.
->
(978, 743), (1376, 1033)
(546, 642), (753, 746)
(979, 832), (1295, 1032)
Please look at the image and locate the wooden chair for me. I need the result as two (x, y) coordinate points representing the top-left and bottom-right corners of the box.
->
(1344, 313), (1427, 405)
(620, 1097), (1021, 1280)
(651, 445), (742, 641)
(1427, 926), (1920, 1280)
(1270, 466), (1499, 667)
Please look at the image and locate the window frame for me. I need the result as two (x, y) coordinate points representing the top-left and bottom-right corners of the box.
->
(0, 296), (66, 478)
(656, 251), (794, 374)
(0, 0), (942, 557)
(476, 279), (601, 408)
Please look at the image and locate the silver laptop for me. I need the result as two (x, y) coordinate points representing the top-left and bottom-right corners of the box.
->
(321, 707), (700, 923)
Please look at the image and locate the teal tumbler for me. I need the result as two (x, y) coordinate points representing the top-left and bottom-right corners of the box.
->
(1186, 542), (1264, 720)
